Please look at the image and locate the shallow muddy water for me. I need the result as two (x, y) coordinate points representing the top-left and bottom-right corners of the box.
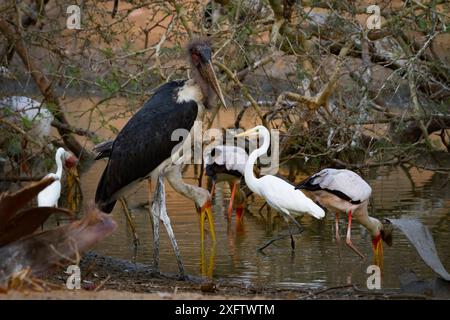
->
(84, 163), (450, 290)
(57, 96), (450, 291)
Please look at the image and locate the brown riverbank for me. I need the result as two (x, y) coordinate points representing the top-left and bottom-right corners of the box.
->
(0, 252), (442, 300)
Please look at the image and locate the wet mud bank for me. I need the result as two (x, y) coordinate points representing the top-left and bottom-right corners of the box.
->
(2, 252), (443, 300)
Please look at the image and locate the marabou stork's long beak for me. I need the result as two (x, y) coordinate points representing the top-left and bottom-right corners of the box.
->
(199, 61), (227, 109)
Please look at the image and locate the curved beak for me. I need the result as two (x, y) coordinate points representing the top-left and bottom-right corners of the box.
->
(199, 61), (227, 109)
(372, 235), (384, 268)
(234, 128), (259, 138)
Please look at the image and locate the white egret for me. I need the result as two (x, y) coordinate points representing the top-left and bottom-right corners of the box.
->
(37, 148), (77, 208)
(235, 125), (325, 248)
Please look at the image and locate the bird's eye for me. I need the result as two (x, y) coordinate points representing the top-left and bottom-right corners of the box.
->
(191, 51), (201, 66)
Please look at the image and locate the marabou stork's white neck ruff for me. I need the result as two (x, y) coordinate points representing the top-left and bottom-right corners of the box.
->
(296, 168), (393, 262)
(37, 147), (77, 207)
(235, 125), (325, 249)
(94, 39), (226, 276)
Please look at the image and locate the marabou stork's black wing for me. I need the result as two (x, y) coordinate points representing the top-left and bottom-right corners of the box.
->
(95, 80), (198, 213)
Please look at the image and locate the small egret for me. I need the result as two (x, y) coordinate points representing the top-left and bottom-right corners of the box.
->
(37, 148), (78, 208)
(235, 125), (325, 248)
(204, 145), (248, 220)
(296, 168), (393, 262)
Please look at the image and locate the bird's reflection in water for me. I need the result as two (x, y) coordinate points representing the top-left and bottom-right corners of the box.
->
(200, 242), (216, 278)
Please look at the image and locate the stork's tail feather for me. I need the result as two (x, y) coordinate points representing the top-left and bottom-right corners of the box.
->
(93, 140), (114, 160)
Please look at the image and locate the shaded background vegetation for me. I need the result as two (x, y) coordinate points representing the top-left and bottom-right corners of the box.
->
(0, 0), (449, 185)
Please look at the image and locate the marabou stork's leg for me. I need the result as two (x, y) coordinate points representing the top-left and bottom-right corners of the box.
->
(345, 210), (365, 259)
(150, 180), (161, 274)
(119, 197), (139, 246)
(227, 181), (238, 220)
(152, 175), (186, 278)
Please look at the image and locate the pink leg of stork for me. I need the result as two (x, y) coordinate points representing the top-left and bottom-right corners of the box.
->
(210, 181), (216, 198)
(345, 210), (365, 259)
(335, 212), (341, 258)
(227, 182), (237, 220)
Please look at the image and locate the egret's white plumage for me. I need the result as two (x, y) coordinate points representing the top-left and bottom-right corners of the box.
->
(0, 96), (54, 142)
(236, 125), (325, 222)
(37, 148), (67, 207)
(37, 173), (61, 207)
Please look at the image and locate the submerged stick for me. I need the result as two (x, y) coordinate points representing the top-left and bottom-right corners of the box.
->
(257, 227), (304, 252)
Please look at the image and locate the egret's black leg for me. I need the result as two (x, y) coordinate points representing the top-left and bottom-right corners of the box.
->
(290, 232), (295, 250)
(285, 222), (295, 250)
(287, 214), (304, 233)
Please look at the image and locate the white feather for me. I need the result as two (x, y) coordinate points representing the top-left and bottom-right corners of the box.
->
(37, 148), (66, 207)
(37, 173), (61, 207)
(311, 168), (372, 203)
(240, 125), (325, 221)
(256, 175), (325, 219)
(0, 96), (54, 141)
(176, 80), (203, 104)
(204, 145), (248, 175)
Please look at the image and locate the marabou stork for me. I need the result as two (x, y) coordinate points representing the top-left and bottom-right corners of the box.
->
(95, 39), (226, 276)
(296, 168), (393, 262)
(204, 145), (248, 221)
(37, 147), (78, 208)
(235, 125), (325, 249)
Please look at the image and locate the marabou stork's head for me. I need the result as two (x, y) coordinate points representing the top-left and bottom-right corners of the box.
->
(188, 39), (227, 109)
